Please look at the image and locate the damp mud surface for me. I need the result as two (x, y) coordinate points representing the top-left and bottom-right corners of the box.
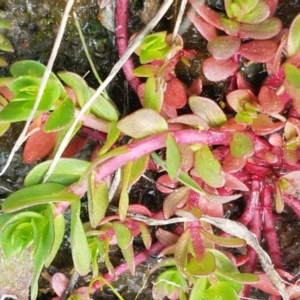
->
(1, 0), (300, 300)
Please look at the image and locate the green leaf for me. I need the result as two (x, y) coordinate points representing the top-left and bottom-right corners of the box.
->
(230, 132), (254, 158)
(24, 158), (90, 186)
(0, 100), (35, 122)
(200, 229), (246, 247)
(189, 277), (208, 300)
(119, 161), (132, 221)
(99, 121), (120, 155)
(216, 269), (258, 283)
(30, 205), (55, 300)
(0, 33), (13, 52)
(45, 212), (65, 267)
(113, 222), (132, 249)
(139, 222), (152, 250)
(90, 88), (119, 122)
(284, 63), (300, 88)
(2, 183), (79, 212)
(44, 98), (74, 132)
(153, 269), (188, 298)
(287, 13), (300, 56)
(189, 96), (227, 127)
(71, 200), (90, 275)
(166, 133), (181, 179)
(203, 282), (239, 300)
(139, 31), (170, 63)
(10, 60), (66, 98)
(240, 1), (270, 24)
(185, 252), (216, 275)
(121, 244), (135, 275)
(194, 145), (224, 188)
(117, 108), (168, 139)
(132, 64), (158, 77)
(128, 154), (149, 186)
(174, 229), (190, 276)
(58, 71), (91, 109)
(144, 76), (163, 112)
(88, 177), (109, 228)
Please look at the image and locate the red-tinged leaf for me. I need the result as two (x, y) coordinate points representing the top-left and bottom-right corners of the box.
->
(251, 114), (284, 135)
(221, 118), (248, 131)
(127, 204), (152, 217)
(189, 190), (224, 217)
(238, 40), (277, 63)
(251, 273), (280, 296)
(156, 174), (179, 194)
(287, 13), (300, 57)
(222, 153), (246, 172)
(62, 134), (88, 158)
(240, 1), (270, 24)
(258, 86), (284, 114)
(203, 192), (242, 204)
(202, 57), (239, 82)
(117, 108), (168, 139)
(164, 78), (187, 109)
(207, 36), (241, 60)
(239, 17), (282, 40)
(23, 129), (56, 163)
(189, 96), (227, 127)
(226, 89), (258, 113)
(178, 144), (194, 173)
(156, 228), (179, 246)
(51, 273), (69, 297)
(168, 114), (209, 130)
(163, 186), (190, 219)
(265, 0), (278, 16)
(187, 10), (217, 41)
(223, 172), (249, 191)
(161, 101), (178, 119)
(189, 77), (203, 95)
(189, 0), (224, 30)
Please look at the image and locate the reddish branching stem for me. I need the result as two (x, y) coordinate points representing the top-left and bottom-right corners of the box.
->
(90, 241), (164, 293)
(115, 0), (141, 92)
(261, 185), (283, 269)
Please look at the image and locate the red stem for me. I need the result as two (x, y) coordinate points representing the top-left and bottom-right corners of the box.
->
(284, 194), (300, 217)
(241, 192), (262, 298)
(94, 129), (232, 183)
(115, 0), (141, 92)
(237, 179), (260, 226)
(261, 185), (283, 268)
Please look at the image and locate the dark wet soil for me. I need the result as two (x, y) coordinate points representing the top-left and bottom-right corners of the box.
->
(1, 0), (300, 300)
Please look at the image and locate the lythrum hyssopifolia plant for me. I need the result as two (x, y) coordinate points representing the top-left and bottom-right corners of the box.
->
(2, 0), (300, 299)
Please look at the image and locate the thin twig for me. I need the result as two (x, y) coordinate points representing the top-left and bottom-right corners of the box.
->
(73, 12), (106, 90)
(0, 0), (75, 177)
(172, 0), (188, 43)
(43, 0), (174, 182)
